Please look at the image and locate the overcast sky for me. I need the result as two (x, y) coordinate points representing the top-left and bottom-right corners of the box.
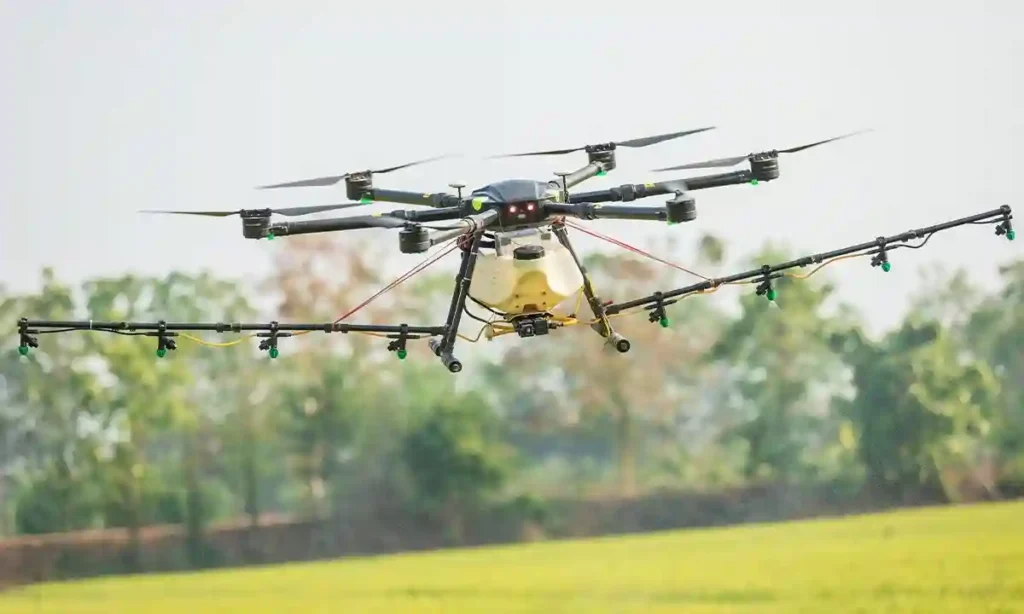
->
(1, 0), (1020, 338)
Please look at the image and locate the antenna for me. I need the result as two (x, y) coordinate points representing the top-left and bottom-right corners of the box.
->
(553, 172), (570, 203)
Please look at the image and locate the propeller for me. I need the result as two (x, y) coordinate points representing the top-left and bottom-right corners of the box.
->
(139, 203), (369, 218)
(256, 155), (451, 190)
(651, 130), (870, 172)
(491, 126), (716, 158)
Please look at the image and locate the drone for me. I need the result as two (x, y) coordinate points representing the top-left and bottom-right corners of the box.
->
(17, 127), (1015, 373)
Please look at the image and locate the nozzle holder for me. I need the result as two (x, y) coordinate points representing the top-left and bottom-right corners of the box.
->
(387, 324), (412, 359)
(257, 321), (291, 358)
(144, 321), (178, 357)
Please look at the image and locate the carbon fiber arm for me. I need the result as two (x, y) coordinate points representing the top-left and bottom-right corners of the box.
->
(567, 170), (755, 204)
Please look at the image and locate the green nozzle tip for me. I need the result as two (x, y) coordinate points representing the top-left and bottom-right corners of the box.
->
(156, 348), (167, 358)
(17, 345), (29, 356)
(596, 169), (607, 176)
(359, 196), (372, 204)
(881, 261), (891, 272)
(659, 316), (670, 328)
(397, 349), (407, 360)
(266, 233), (275, 241)
(766, 288), (777, 301)
(269, 347), (279, 359)
(750, 179), (759, 185)
(1008, 229), (1016, 241)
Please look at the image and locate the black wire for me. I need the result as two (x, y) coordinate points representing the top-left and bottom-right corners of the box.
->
(462, 305), (492, 326)
(890, 232), (935, 250)
(469, 295), (505, 316)
(35, 328), (148, 336)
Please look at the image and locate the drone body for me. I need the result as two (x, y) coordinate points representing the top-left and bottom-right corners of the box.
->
(17, 127), (1015, 372)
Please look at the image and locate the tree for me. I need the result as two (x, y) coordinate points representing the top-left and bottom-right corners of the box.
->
(709, 244), (852, 482)
(831, 318), (999, 499)
(400, 392), (509, 544)
(907, 260), (1024, 493)
(0, 269), (108, 535)
(960, 260), (1024, 488)
(79, 272), (256, 566)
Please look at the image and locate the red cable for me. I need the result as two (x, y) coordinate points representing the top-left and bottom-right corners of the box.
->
(330, 217), (707, 326)
(333, 239), (460, 324)
(563, 220), (710, 281)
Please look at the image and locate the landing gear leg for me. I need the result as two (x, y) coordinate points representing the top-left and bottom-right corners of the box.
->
(428, 230), (485, 371)
(551, 221), (630, 353)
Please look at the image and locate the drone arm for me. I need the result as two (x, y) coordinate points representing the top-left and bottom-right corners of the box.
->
(604, 205), (1013, 316)
(430, 210), (500, 244)
(270, 217), (392, 236)
(545, 202), (669, 222)
(367, 189), (463, 208)
(566, 171), (754, 204)
(546, 162), (608, 194)
(398, 209), (502, 253)
(267, 207), (466, 237)
(394, 207), (467, 222)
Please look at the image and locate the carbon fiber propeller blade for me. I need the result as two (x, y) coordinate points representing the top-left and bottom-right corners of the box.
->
(256, 155), (451, 190)
(139, 203), (368, 217)
(492, 126), (715, 158)
(652, 130), (870, 172)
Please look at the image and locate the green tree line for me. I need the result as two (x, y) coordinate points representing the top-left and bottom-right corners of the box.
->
(1, 233), (1021, 555)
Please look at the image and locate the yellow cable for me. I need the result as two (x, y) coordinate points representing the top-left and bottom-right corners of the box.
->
(783, 254), (864, 279)
(178, 333), (255, 347)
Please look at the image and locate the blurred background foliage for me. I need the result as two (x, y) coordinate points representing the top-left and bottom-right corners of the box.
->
(0, 230), (1021, 563)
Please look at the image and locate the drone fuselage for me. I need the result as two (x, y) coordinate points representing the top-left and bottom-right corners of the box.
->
(465, 178), (564, 223)
(463, 179), (587, 318)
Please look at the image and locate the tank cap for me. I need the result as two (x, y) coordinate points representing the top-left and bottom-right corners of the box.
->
(513, 245), (545, 261)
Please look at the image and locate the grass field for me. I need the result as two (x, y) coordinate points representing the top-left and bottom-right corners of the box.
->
(2, 501), (1022, 613)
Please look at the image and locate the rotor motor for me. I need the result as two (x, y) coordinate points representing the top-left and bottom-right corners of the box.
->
(399, 225), (431, 254)
(241, 213), (271, 239)
(586, 147), (617, 173)
(665, 191), (697, 224)
(750, 154), (781, 182)
(345, 174), (373, 201)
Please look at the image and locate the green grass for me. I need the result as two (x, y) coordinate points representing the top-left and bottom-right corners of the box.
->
(3, 501), (1023, 613)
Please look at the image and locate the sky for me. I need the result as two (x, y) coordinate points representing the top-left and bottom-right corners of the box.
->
(1, 0), (1021, 339)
